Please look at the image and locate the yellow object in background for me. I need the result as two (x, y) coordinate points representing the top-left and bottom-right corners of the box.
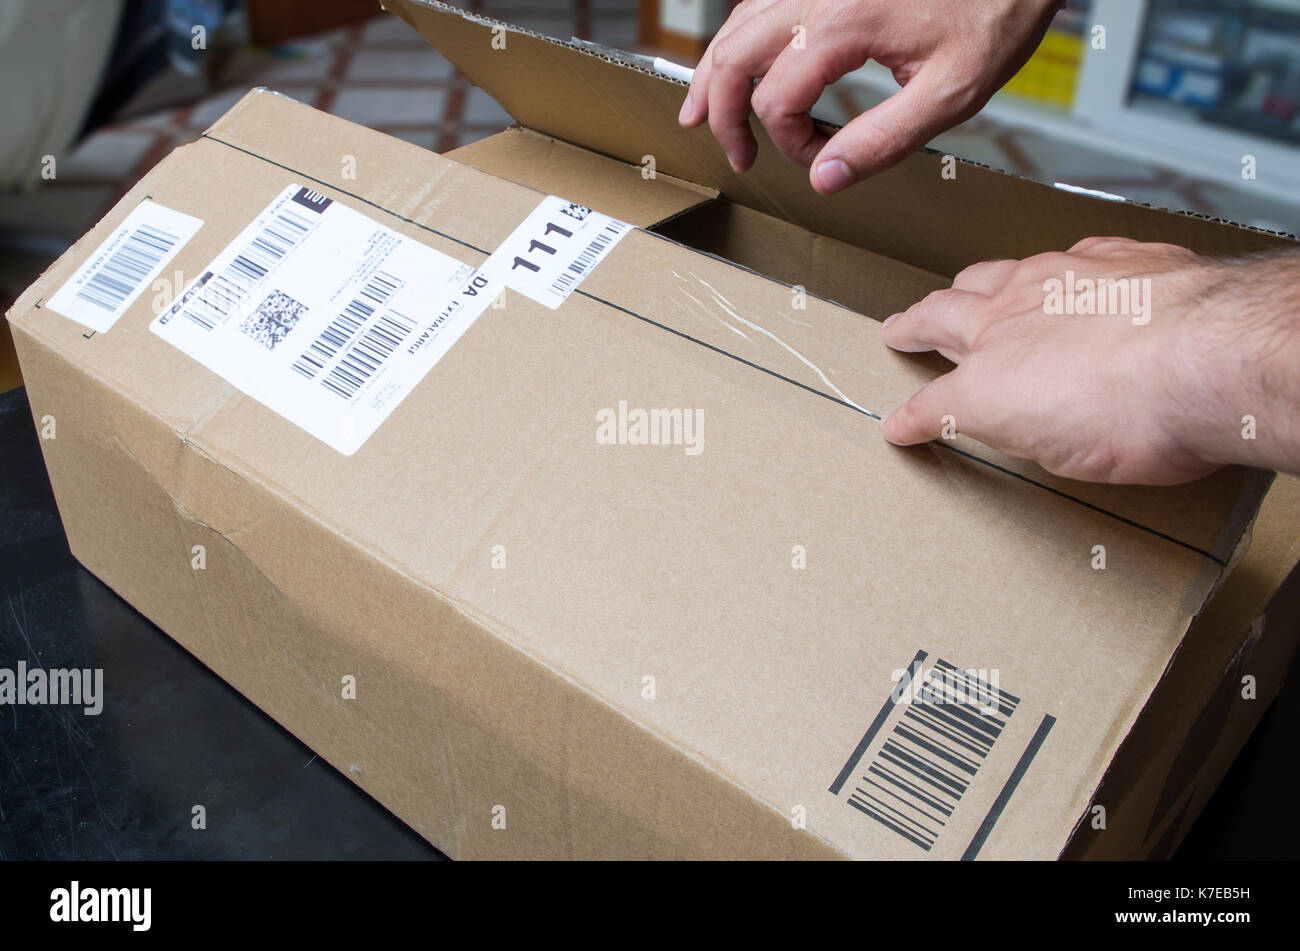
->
(1004, 29), (1084, 109)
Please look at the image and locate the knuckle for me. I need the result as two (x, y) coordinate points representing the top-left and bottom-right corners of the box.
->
(707, 96), (742, 131)
(750, 83), (785, 123)
(807, 0), (861, 34)
(707, 115), (733, 146)
(1011, 280), (1049, 312)
(709, 106), (749, 141)
(1070, 235), (1137, 254)
(908, 291), (956, 333)
(891, 398), (921, 432)
(803, 2), (834, 31)
(1068, 236), (1107, 253)
(708, 116), (739, 147)
(749, 84), (774, 120)
(1016, 251), (1071, 279)
(954, 259), (1006, 286)
(710, 36), (741, 71)
(923, 287), (966, 312)
(1151, 241), (1199, 260)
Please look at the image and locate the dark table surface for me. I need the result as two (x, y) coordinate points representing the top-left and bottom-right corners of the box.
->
(0, 384), (1295, 860)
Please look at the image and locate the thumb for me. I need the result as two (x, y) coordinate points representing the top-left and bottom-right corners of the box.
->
(881, 374), (965, 446)
(812, 65), (972, 193)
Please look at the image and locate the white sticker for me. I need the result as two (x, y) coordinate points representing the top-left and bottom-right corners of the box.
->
(478, 195), (630, 309)
(150, 184), (502, 455)
(47, 200), (204, 333)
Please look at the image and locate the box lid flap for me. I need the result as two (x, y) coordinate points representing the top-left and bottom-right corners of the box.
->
(384, 0), (1294, 277)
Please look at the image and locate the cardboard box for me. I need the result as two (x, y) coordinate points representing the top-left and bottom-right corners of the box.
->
(7, 0), (1300, 859)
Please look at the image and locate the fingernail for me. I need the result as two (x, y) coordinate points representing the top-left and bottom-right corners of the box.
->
(728, 155), (743, 173)
(881, 313), (900, 329)
(678, 93), (692, 124)
(814, 158), (853, 193)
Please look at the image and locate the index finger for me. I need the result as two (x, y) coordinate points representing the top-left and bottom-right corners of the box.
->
(811, 64), (976, 192)
(680, 0), (786, 128)
(751, 28), (871, 167)
(705, 1), (809, 171)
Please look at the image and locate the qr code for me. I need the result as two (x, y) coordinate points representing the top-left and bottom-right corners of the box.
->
(558, 202), (591, 222)
(241, 289), (306, 350)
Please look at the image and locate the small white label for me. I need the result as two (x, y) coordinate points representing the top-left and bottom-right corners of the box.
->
(47, 200), (203, 333)
(150, 184), (501, 455)
(478, 196), (630, 309)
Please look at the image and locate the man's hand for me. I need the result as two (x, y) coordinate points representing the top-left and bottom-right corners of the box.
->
(880, 239), (1300, 485)
(678, 0), (1061, 193)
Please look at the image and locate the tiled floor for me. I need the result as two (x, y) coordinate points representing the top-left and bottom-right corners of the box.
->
(2, 0), (1297, 315)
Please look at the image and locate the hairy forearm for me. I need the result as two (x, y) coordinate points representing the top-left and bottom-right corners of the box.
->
(1167, 248), (1300, 475)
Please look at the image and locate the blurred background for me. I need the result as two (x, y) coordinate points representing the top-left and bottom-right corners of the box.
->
(2, 0), (1299, 859)
(5, 0), (1300, 395)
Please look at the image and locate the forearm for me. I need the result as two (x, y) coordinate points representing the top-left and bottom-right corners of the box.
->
(1164, 249), (1300, 475)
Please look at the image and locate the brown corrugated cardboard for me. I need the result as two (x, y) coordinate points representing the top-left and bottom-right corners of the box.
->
(393, 0), (1292, 275)
(6, 3), (1298, 859)
(1064, 474), (1300, 859)
(445, 126), (718, 229)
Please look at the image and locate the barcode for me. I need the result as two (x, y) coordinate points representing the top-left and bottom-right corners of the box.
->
(241, 289), (306, 351)
(548, 221), (627, 296)
(847, 659), (1019, 852)
(75, 224), (179, 313)
(179, 204), (314, 331)
(291, 270), (402, 379)
(321, 310), (418, 400)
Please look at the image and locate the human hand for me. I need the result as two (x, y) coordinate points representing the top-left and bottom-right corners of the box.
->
(678, 0), (1062, 193)
(879, 238), (1300, 485)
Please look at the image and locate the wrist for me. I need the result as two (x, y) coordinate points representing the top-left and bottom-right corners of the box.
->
(1161, 255), (1300, 473)
(1020, 0), (1066, 20)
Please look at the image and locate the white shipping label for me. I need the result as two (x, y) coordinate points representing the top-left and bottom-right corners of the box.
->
(47, 200), (204, 333)
(478, 196), (631, 309)
(150, 184), (502, 455)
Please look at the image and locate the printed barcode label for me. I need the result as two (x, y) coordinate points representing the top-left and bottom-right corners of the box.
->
(848, 660), (1017, 851)
(321, 310), (419, 399)
(830, 653), (1027, 854)
(479, 195), (631, 309)
(172, 202), (317, 331)
(47, 201), (203, 333)
(76, 225), (177, 311)
(548, 221), (629, 297)
(292, 270), (403, 380)
(150, 183), (501, 455)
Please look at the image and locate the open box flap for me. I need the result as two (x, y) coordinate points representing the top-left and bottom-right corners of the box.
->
(445, 126), (718, 228)
(384, 0), (1293, 277)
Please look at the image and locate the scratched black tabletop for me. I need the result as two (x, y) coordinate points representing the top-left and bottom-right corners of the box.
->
(0, 384), (1294, 860)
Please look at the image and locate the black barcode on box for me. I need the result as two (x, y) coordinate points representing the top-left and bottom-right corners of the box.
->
(179, 204), (314, 331)
(321, 310), (418, 400)
(549, 221), (627, 296)
(75, 224), (179, 313)
(292, 270), (402, 379)
(847, 658), (1019, 852)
